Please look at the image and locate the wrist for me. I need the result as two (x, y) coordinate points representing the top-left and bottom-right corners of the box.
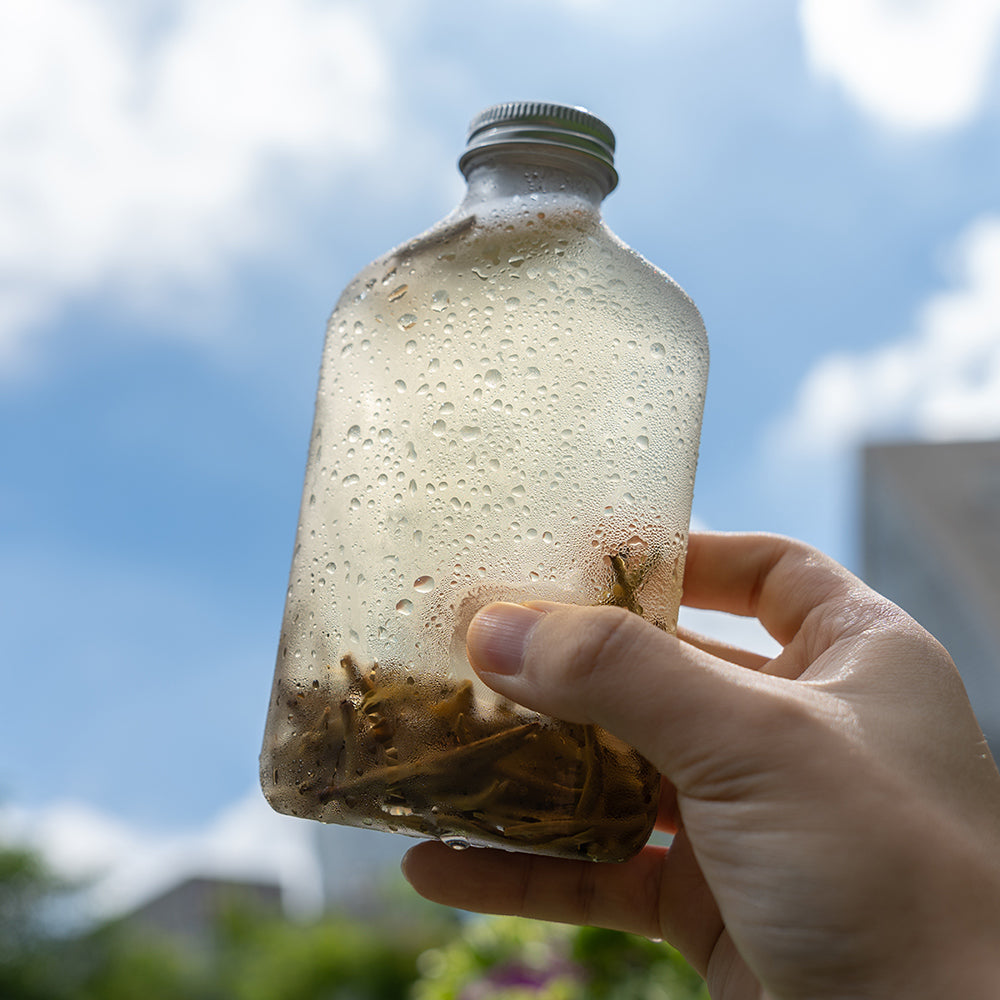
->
(875, 826), (1000, 1000)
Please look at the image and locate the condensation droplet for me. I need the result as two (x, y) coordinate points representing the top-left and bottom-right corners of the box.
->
(413, 576), (435, 592)
(651, 342), (666, 356)
(542, 532), (554, 544)
(394, 379), (407, 393)
(484, 369), (501, 388)
(636, 435), (649, 450)
(398, 314), (417, 330)
(347, 425), (361, 442)
(460, 426), (481, 442)
(396, 600), (413, 615)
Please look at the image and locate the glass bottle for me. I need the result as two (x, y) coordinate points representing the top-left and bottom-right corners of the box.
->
(261, 102), (709, 862)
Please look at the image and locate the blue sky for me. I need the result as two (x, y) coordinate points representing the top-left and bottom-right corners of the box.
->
(3, 0), (1000, 912)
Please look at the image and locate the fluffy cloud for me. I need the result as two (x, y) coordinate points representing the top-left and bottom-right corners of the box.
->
(0, 0), (392, 372)
(771, 215), (1000, 461)
(0, 793), (326, 920)
(799, 0), (1000, 130)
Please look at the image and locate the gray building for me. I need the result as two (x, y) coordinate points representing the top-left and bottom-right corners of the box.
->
(123, 876), (283, 947)
(862, 438), (1000, 749)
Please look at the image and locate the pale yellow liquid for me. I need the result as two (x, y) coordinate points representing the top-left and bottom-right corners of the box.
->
(262, 193), (708, 860)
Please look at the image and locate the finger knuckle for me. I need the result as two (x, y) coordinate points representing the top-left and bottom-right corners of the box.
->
(569, 605), (648, 692)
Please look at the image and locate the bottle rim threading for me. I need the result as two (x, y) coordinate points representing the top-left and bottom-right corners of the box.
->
(459, 101), (619, 196)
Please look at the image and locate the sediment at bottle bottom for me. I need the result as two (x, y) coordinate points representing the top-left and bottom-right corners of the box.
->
(262, 654), (660, 862)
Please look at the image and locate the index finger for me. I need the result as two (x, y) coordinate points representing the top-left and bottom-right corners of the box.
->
(681, 532), (867, 646)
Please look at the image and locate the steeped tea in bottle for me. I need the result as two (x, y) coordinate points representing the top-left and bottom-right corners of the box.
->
(261, 102), (709, 862)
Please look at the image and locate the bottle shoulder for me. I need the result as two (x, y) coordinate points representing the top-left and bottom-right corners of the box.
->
(332, 204), (597, 308)
(330, 208), (707, 358)
(598, 224), (708, 345)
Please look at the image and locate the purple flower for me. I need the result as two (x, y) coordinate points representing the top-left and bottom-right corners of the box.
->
(459, 958), (585, 999)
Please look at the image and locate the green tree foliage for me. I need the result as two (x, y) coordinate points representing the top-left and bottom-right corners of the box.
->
(414, 915), (708, 1000)
(0, 840), (453, 1000)
(1, 837), (706, 999)
(0, 843), (78, 1000)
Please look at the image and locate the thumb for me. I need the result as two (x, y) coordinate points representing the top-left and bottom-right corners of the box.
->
(465, 601), (770, 787)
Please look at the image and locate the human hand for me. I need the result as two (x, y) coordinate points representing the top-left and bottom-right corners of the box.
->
(402, 533), (1000, 999)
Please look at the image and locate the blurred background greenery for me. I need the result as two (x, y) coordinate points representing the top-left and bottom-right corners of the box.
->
(1, 840), (707, 999)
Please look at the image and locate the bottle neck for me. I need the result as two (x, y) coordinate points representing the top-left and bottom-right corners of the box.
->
(458, 149), (609, 215)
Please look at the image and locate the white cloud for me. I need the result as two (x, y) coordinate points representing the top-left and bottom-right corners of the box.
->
(0, 0), (393, 373)
(799, 0), (1000, 130)
(770, 214), (1000, 461)
(0, 793), (325, 921)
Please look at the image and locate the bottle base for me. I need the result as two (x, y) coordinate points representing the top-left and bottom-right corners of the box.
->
(261, 653), (659, 862)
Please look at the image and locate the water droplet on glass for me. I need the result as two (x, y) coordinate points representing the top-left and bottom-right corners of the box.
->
(413, 576), (435, 592)
(395, 600), (413, 615)
(431, 290), (449, 311)
(442, 836), (470, 851)
(394, 379), (407, 393)
(651, 342), (666, 356)
(388, 283), (409, 302)
(542, 532), (554, 544)
(636, 435), (649, 450)
(484, 369), (501, 388)
(398, 314), (417, 330)
(431, 420), (446, 437)
(460, 426), (481, 442)
(347, 425), (361, 442)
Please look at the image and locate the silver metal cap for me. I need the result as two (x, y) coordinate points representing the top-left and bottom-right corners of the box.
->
(459, 101), (618, 195)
